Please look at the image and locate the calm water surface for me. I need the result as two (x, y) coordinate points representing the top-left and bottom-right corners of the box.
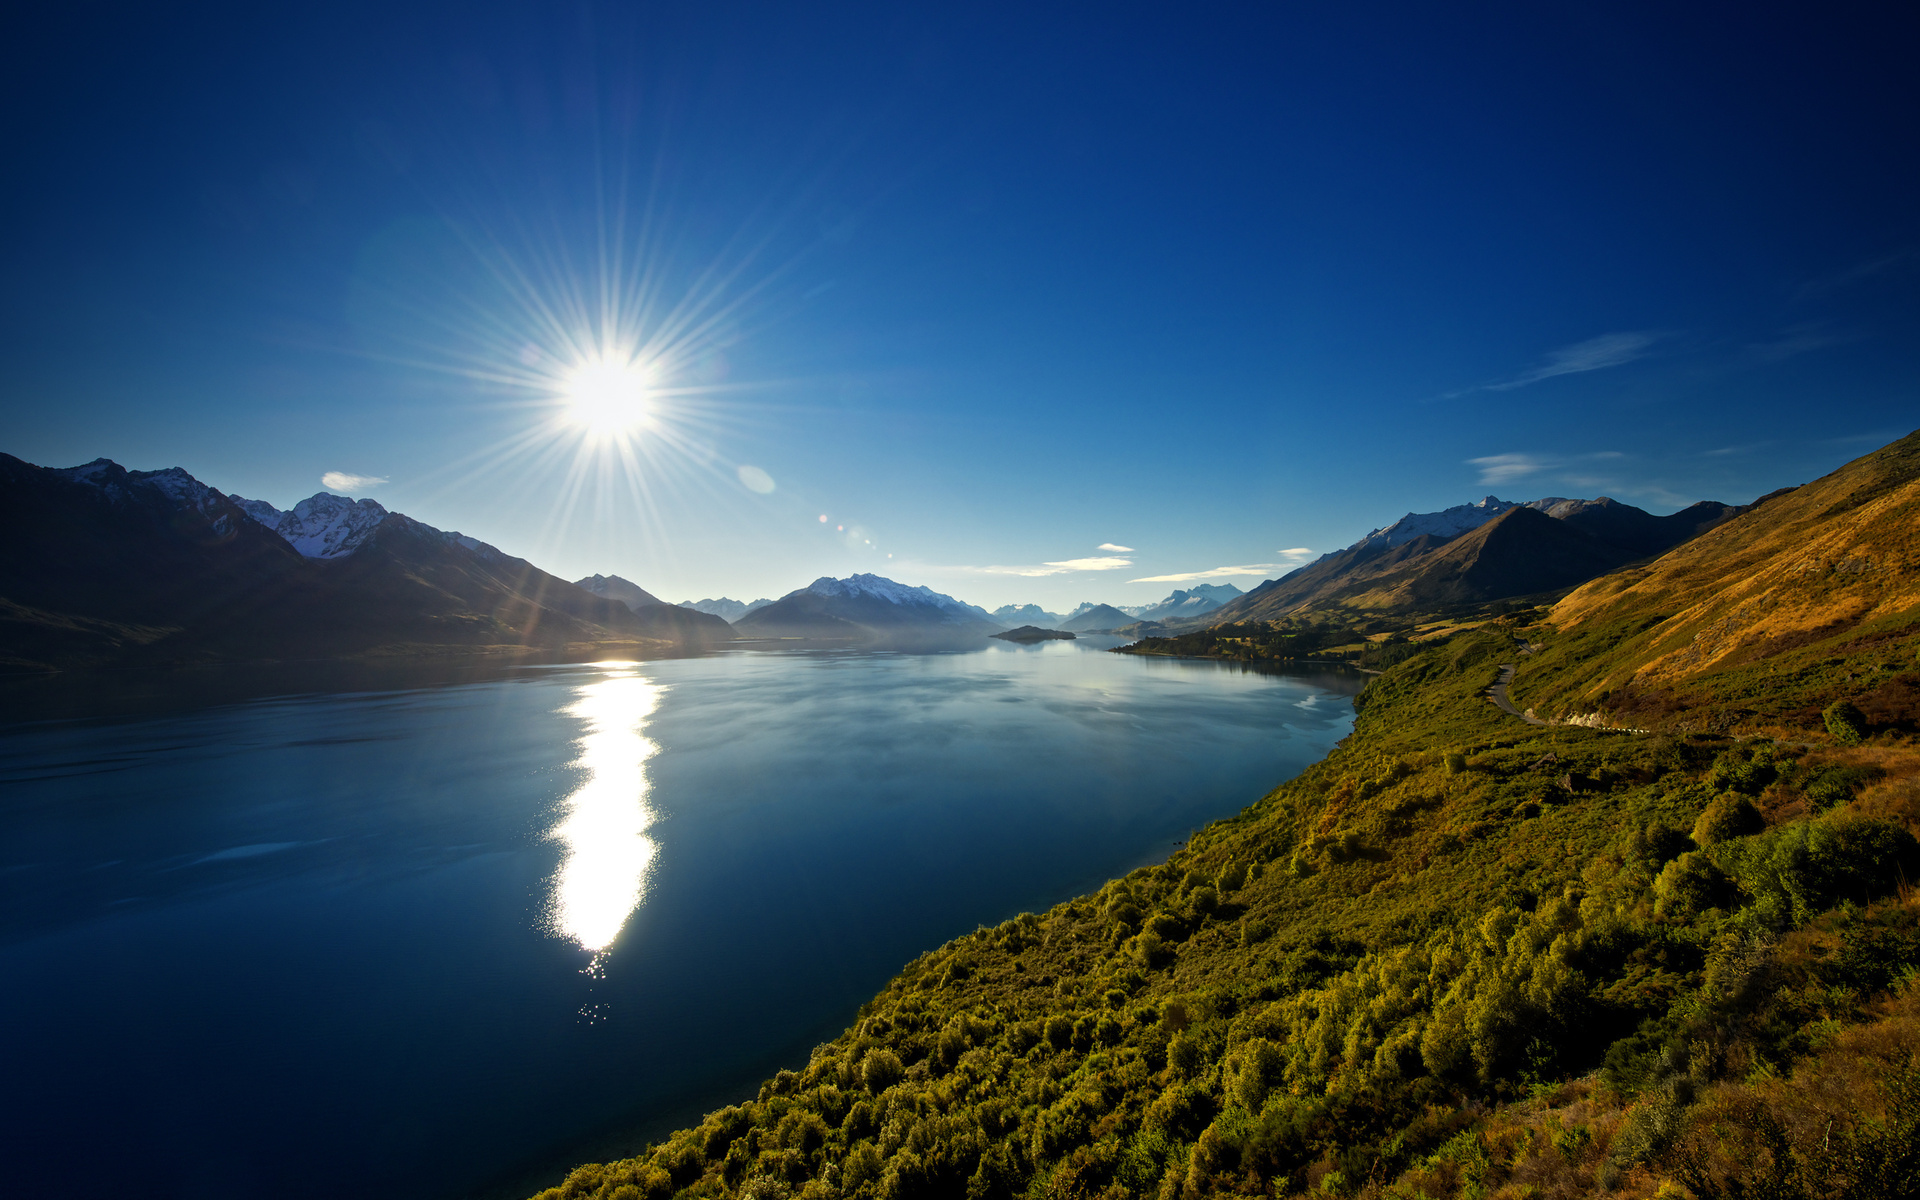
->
(0, 638), (1360, 1199)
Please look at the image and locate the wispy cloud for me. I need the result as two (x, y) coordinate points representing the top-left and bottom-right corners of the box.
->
(1445, 331), (1664, 399)
(1097, 543), (1134, 553)
(1466, 450), (1624, 486)
(1467, 453), (1554, 484)
(1486, 332), (1662, 391)
(321, 471), (387, 492)
(979, 555), (1133, 577)
(1276, 547), (1314, 564)
(1130, 564), (1281, 583)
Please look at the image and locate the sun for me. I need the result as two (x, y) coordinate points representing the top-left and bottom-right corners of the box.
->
(562, 357), (654, 436)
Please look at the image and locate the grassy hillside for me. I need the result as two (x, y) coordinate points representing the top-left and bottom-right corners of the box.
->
(1514, 429), (1920, 736)
(531, 440), (1920, 1200)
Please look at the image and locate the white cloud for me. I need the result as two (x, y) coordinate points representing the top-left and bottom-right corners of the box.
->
(1467, 454), (1553, 484)
(1276, 548), (1314, 564)
(1097, 543), (1134, 553)
(1487, 331), (1662, 390)
(321, 471), (387, 492)
(736, 464), (776, 494)
(978, 555), (1133, 577)
(1442, 332), (1663, 399)
(1130, 564), (1280, 583)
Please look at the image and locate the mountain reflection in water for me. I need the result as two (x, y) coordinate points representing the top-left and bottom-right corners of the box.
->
(549, 665), (662, 957)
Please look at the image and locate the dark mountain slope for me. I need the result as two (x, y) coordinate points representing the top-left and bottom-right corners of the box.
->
(1059, 603), (1137, 632)
(1209, 495), (1746, 624)
(0, 455), (725, 669)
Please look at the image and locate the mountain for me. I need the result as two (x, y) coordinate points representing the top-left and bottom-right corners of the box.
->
(1057, 602), (1137, 632)
(1207, 492), (1746, 624)
(991, 603), (1066, 627)
(733, 574), (1002, 640)
(575, 573), (666, 610)
(0, 455), (728, 669)
(1124, 583), (1244, 622)
(229, 492), (392, 558)
(678, 597), (775, 623)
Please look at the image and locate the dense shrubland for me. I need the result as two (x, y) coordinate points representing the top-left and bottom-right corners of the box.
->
(535, 619), (1920, 1200)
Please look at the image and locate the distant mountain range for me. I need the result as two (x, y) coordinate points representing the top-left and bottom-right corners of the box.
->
(735, 574), (1001, 640)
(1208, 493), (1748, 624)
(677, 596), (775, 622)
(991, 603), (1066, 628)
(1120, 583), (1243, 622)
(0, 455), (729, 670)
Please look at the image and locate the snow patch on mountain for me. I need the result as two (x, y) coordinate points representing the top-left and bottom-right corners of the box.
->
(991, 603), (1066, 627)
(1348, 495), (1595, 553)
(805, 574), (998, 623)
(230, 493), (392, 558)
(228, 490), (510, 563)
(1123, 583), (1246, 620)
(58, 459), (239, 534)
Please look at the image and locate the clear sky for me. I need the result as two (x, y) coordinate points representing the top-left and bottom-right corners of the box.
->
(3, 2), (1917, 610)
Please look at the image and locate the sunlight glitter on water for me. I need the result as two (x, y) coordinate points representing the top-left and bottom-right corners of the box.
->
(547, 665), (662, 955)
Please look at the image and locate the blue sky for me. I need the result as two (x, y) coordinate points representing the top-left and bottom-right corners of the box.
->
(3, 2), (1917, 609)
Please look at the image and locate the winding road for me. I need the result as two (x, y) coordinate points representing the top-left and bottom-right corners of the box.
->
(1487, 662), (1550, 726)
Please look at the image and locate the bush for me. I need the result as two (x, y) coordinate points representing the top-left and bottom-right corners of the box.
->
(1805, 765), (1882, 812)
(1692, 795), (1765, 847)
(1824, 699), (1868, 745)
(861, 1048), (904, 1093)
(1228, 1038), (1284, 1113)
(1654, 851), (1735, 919)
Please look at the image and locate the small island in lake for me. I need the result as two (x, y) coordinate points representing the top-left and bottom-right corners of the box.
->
(990, 625), (1076, 643)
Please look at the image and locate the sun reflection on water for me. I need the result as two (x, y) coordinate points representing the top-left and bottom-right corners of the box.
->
(547, 665), (662, 959)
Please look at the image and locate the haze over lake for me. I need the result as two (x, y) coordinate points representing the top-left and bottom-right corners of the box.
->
(0, 638), (1359, 1200)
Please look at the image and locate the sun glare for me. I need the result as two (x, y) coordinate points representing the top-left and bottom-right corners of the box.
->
(563, 357), (654, 435)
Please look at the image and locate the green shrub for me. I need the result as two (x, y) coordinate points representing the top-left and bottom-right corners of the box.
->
(1805, 765), (1883, 812)
(1824, 699), (1868, 745)
(1692, 795), (1765, 847)
(1654, 851), (1735, 919)
(861, 1048), (904, 1093)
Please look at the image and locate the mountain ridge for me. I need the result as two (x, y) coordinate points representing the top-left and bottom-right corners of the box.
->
(0, 455), (728, 669)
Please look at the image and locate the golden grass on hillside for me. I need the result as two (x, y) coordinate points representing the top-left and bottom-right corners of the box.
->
(1548, 431), (1920, 695)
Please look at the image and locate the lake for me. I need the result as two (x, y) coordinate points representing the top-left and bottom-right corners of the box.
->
(0, 637), (1361, 1199)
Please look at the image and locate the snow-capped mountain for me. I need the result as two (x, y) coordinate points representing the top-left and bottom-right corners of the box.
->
(0, 454), (732, 668)
(58, 459), (243, 536)
(1348, 495), (1629, 554)
(1122, 583), (1245, 622)
(803, 574), (999, 623)
(1349, 496), (1525, 552)
(231, 493), (393, 558)
(991, 603), (1066, 627)
(678, 596), (774, 622)
(230, 490), (516, 566)
(735, 573), (1001, 638)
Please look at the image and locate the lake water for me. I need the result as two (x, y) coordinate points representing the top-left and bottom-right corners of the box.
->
(0, 638), (1360, 1200)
